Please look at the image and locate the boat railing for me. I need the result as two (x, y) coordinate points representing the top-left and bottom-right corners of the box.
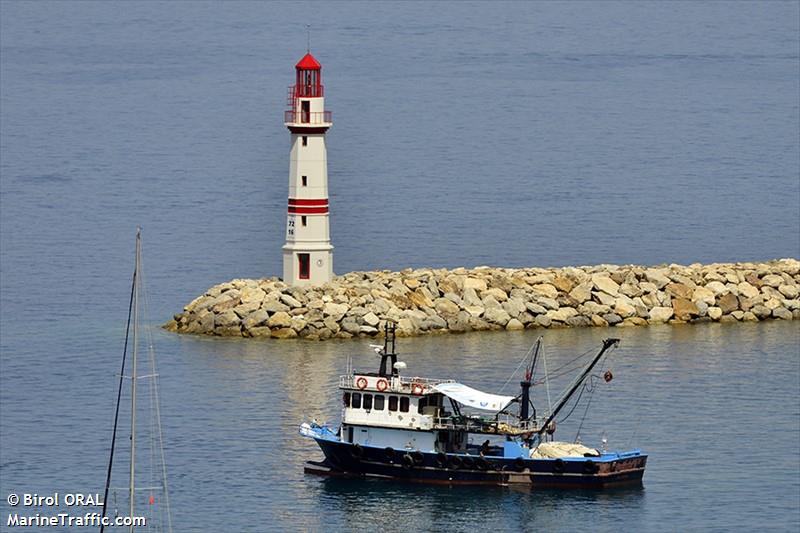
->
(339, 374), (456, 389)
(432, 414), (539, 436)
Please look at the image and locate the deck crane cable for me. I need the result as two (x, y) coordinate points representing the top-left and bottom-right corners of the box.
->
(573, 375), (600, 443)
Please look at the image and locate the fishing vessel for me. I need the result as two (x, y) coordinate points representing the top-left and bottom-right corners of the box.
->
(100, 229), (174, 531)
(300, 323), (646, 488)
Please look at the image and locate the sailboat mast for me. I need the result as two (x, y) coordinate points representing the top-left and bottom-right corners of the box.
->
(129, 229), (141, 530)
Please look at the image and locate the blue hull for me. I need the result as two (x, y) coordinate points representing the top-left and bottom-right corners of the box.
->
(307, 437), (647, 488)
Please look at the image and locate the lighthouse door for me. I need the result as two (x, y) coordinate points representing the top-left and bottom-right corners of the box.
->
(298, 253), (310, 279)
(301, 100), (310, 123)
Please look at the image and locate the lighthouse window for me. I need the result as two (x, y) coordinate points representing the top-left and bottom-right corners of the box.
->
(351, 393), (362, 409)
(298, 253), (310, 279)
(399, 397), (410, 413)
(301, 175), (308, 186)
(388, 396), (398, 412)
(301, 216), (307, 226)
(363, 394), (373, 411)
(374, 395), (385, 411)
(302, 136), (308, 146)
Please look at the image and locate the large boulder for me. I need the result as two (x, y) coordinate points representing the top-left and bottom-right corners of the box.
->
(552, 276), (575, 293)
(267, 311), (293, 328)
(242, 309), (270, 330)
(592, 275), (620, 296)
(666, 283), (693, 300)
(484, 307), (511, 326)
(547, 307), (578, 322)
(717, 292), (740, 314)
(262, 299), (290, 313)
(463, 277), (487, 291)
(434, 298), (460, 317)
(215, 310), (240, 328)
(761, 274), (784, 288)
(672, 298), (699, 320)
(323, 302), (349, 320)
(737, 282), (760, 299)
(648, 307), (674, 323)
(568, 283), (593, 304)
(691, 286), (716, 306)
(644, 269), (671, 289)
(779, 284), (799, 299)
(505, 318), (525, 331)
(502, 297), (527, 318)
(271, 327), (297, 339)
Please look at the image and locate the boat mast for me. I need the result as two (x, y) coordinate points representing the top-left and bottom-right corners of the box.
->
(535, 338), (619, 439)
(129, 229), (141, 531)
(99, 234), (138, 533)
(378, 321), (398, 377)
(519, 337), (542, 425)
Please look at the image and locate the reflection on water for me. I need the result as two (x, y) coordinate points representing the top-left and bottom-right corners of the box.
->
(309, 477), (646, 532)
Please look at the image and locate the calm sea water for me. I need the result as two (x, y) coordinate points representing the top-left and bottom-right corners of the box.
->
(1, 2), (798, 532)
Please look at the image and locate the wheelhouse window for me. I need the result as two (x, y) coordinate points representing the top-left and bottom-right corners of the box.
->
(374, 395), (385, 411)
(351, 392), (361, 409)
(363, 394), (373, 411)
(399, 397), (409, 413)
(388, 396), (398, 412)
(343, 392), (351, 407)
(418, 397), (427, 414)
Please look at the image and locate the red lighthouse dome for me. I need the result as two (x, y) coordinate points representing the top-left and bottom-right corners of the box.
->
(295, 52), (322, 98)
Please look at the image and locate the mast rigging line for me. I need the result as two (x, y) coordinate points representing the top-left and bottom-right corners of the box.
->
(139, 234), (174, 533)
(533, 346), (597, 384)
(498, 340), (538, 394)
(100, 243), (137, 533)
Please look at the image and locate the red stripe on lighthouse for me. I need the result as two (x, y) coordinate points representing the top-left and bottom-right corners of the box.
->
(288, 206), (329, 214)
(288, 198), (328, 206)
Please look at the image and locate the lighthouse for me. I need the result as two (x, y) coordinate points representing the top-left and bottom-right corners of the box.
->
(282, 52), (333, 286)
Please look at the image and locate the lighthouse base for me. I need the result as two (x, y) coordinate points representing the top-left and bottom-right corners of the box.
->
(282, 244), (333, 287)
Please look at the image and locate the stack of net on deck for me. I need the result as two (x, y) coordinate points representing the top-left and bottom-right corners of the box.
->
(530, 441), (600, 459)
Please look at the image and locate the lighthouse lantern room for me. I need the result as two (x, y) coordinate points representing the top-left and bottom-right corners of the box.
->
(282, 52), (333, 286)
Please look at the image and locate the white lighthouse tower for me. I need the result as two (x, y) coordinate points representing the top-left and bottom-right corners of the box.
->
(282, 52), (334, 286)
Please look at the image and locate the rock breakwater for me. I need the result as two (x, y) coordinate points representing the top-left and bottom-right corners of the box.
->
(165, 259), (799, 340)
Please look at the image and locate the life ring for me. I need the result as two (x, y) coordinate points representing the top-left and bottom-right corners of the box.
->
(553, 458), (566, 474)
(350, 444), (364, 459)
(356, 377), (368, 390)
(411, 381), (425, 395)
(401, 454), (415, 470)
(513, 457), (526, 472)
(583, 460), (599, 475)
(384, 447), (396, 461)
(376, 378), (389, 392)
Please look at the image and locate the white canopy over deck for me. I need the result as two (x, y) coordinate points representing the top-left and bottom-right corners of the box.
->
(432, 383), (515, 413)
